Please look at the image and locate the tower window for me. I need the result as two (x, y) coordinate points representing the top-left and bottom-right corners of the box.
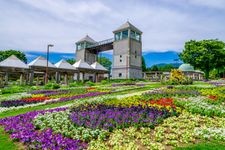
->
(120, 59), (122, 62)
(119, 73), (122, 77)
(130, 30), (135, 39)
(130, 30), (141, 41)
(115, 32), (121, 41)
(120, 55), (122, 58)
(122, 30), (128, 39)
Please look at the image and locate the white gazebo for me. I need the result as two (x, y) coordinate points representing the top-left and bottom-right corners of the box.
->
(91, 62), (108, 82)
(73, 59), (95, 81)
(28, 56), (57, 85)
(55, 59), (78, 84)
(0, 55), (29, 85)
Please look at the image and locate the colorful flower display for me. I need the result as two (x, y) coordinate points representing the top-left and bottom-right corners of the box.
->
(70, 104), (175, 131)
(0, 80), (224, 149)
(142, 98), (176, 108)
(0, 108), (87, 150)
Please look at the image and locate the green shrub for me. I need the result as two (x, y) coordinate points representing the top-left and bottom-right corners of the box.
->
(1, 86), (25, 94)
(69, 81), (84, 87)
(100, 80), (108, 85)
(44, 82), (60, 89)
(85, 81), (95, 86)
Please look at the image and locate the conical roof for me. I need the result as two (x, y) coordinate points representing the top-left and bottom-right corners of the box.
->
(113, 21), (142, 33)
(76, 35), (96, 44)
(91, 62), (108, 71)
(55, 59), (76, 70)
(73, 59), (93, 69)
(28, 56), (56, 68)
(0, 55), (29, 69)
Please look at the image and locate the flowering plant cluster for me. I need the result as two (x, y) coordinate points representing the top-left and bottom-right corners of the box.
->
(200, 87), (225, 102)
(58, 92), (108, 103)
(0, 108), (87, 149)
(175, 96), (225, 117)
(0, 92), (31, 101)
(34, 110), (109, 142)
(141, 98), (176, 109)
(144, 88), (200, 98)
(88, 111), (225, 149)
(208, 79), (225, 87)
(70, 104), (175, 131)
(0, 96), (50, 107)
(1, 81), (225, 149)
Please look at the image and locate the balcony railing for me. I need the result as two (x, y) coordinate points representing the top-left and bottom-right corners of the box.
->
(87, 38), (114, 48)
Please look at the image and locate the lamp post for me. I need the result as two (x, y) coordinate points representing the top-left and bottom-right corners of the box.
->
(45, 44), (54, 84)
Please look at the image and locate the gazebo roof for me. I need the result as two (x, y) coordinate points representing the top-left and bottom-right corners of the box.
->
(113, 21), (142, 34)
(91, 62), (108, 71)
(76, 35), (96, 44)
(73, 60), (93, 70)
(0, 55), (29, 69)
(55, 59), (76, 70)
(28, 56), (56, 68)
(178, 64), (194, 72)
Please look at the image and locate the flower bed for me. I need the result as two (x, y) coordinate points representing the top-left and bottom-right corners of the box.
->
(70, 104), (175, 131)
(88, 111), (225, 149)
(1, 81), (225, 149)
(141, 98), (176, 108)
(0, 91), (108, 108)
(175, 96), (225, 117)
(0, 96), (50, 107)
(58, 92), (108, 102)
(0, 108), (87, 149)
(34, 110), (109, 142)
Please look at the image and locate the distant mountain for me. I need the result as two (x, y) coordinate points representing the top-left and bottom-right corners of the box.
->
(152, 63), (183, 68)
(25, 51), (182, 67)
(143, 51), (182, 67)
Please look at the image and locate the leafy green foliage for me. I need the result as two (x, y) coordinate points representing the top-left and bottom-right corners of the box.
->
(148, 64), (175, 72)
(85, 81), (95, 86)
(142, 56), (147, 71)
(179, 39), (225, 79)
(97, 56), (112, 70)
(0, 127), (19, 150)
(176, 141), (225, 150)
(44, 82), (60, 89)
(161, 69), (193, 85)
(1, 85), (27, 94)
(69, 81), (84, 87)
(66, 58), (76, 65)
(0, 49), (27, 63)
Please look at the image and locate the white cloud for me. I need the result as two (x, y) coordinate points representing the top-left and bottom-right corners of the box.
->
(0, 0), (224, 53)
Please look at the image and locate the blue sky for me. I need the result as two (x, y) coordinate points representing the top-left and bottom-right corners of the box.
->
(0, 0), (225, 53)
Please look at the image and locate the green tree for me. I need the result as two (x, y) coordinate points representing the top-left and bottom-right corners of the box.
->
(0, 50), (27, 63)
(97, 57), (112, 70)
(150, 65), (159, 71)
(66, 58), (76, 65)
(179, 39), (225, 79)
(142, 56), (147, 71)
(159, 64), (175, 71)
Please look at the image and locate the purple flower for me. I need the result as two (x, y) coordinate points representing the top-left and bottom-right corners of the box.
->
(70, 105), (174, 131)
(0, 108), (87, 150)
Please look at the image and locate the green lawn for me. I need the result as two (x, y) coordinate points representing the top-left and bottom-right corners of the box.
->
(0, 127), (20, 150)
(176, 142), (225, 150)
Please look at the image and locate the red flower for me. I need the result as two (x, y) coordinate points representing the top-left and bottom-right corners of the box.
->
(142, 98), (176, 108)
(208, 95), (217, 100)
(21, 97), (50, 103)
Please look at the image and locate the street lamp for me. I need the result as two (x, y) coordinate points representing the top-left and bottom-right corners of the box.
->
(45, 44), (54, 84)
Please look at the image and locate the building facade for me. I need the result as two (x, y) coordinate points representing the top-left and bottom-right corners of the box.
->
(75, 21), (143, 79)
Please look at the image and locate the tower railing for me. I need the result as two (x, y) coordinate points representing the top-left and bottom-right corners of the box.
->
(87, 38), (114, 48)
